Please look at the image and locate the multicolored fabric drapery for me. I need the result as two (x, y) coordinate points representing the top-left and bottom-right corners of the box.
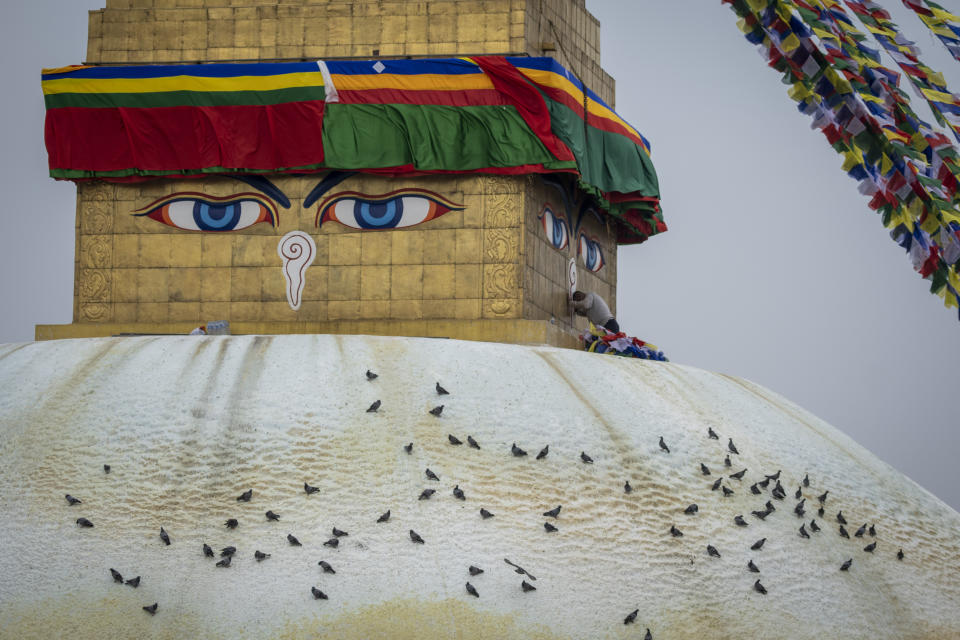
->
(722, 0), (960, 317)
(902, 0), (960, 64)
(41, 56), (663, 244)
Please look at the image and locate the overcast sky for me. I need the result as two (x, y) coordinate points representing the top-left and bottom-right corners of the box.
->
(1, 1), (958, 511)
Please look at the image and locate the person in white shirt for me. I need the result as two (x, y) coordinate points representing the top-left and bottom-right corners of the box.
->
(571, 290), (619, 333)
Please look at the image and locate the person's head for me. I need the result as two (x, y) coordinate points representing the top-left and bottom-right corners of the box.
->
(572, 291), (586, 301)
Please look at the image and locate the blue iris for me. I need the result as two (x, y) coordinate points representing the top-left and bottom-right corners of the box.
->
(585, 241), (599, 269)
(551, 218), (566, 248)
(194, 201), (243, 231)
(354, 198), (404, 229)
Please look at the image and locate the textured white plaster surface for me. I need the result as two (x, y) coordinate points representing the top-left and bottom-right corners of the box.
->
(0, 335), (957, 639)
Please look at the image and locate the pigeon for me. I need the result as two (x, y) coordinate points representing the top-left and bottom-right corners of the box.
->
(544, 522), (558, 533)
(126, 576), (140, 588)
(810, 520), (821, 532)
(110, 568), (123, 583)
(536, 446), (549, 460)
(409, 529), (424, 544)
(580, 451), (594, 464)
(837, 511), (847, 525)
(728, 439), (739, 455)
(869, 524), (876, 537)
(766, 470), (781, 481)
(754, 580), (767, 595)
(684, 504), (699, 515)
(143, 603), (158, 615)
(160, 527), (170, 545)
(772, 482), (785, 500)
(730, 469), (747, 480)
(758, 478), (770, 489)
(511, 443), (527, 457)
(751, 538), (766, 550)
(465, 582), (479, 597)
(504, 558), (536, 579)
(404, 443), (413, 454)
(658, 437), (670, 453)
(220, 547), (236, 557)
(452, 485), (465, 500)
(839, 525), (850, 539)
(203, 544), (214, 558)
(747, 560), (759, 573)
(469, 566), (484, 576)
(765, 501), (776, 512)
(448, 434), (461, 445)
(255, 550), (270, 561)
(624, 481), (633, 494)
(323, 538), (340, 548)
(287, 534), (302, 546)
(521, 580), (537, 592)
(734, 515), (748, 527)
(799, 524), (810, 539)
(863, 542), (877, 553)
(855, 524), (866, 538)
(319, 560), (335, 574)
(818, 507), (824, 517)
(701, 464), (711, 476)
(225, 519), (239, 530)
(467, 436), (480, 450)
(722, 486), (734, 497)
(436, 382), (449, 395)
(818, 491), (829, 504)
(669, 525), (683, 537)
(265, 511), (280, 521)
(425, 468), (439, 481)
(311, 586), (328, 600)
(103, 465), (111, 474)
(644, 630), (653, 640)
(237, 489), (253, 502)
(897, 548), (904, 560)
(803, 474), (810, 487)
(840, 559), (852, 571)
(480, 508), (494, 519)
(366, 400), (381, 413)
(724, 456), (732, 468)
(794, 499), (806, 516)
(794, 486), (803, 499)
(377, 510), (391, 523)
(429, 406), (444, 417)
(366, 370), (378, 380)
(65, 494), (82, 506)
(216, 556), (231, 568)
(304, 483), (320, 495)
(543, 505), (561, 518)
(625, 608), (639, 624)
(750, 483), (761, 495)
(711, 478), (722, 491)
(77, 518), (94, 528)
(707, 427), (719, 440)
(419, 489), (436, 500)
(707, 545), (721, 558)
(751, 510), (769, 521)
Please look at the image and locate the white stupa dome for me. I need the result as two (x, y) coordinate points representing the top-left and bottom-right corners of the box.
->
(0, 335), (957, 639)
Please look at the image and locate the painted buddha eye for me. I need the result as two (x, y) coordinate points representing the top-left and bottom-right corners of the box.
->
(538, 205), (569, 250)
(316, 189), (463, 230)
(578, 233), (604, 272)
(134, 192), (277, 231)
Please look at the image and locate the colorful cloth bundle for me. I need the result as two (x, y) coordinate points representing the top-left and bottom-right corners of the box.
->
(901, 0), (960, 64)
(41, 56), (662, 244)
(722, 0), (960, 317)
(580, 323), (669, 361)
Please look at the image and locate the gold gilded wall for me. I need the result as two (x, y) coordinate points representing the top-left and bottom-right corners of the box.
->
(522, 174), (616, 333)
(86, 0), (614, 105)
(74, 174), (526, 325)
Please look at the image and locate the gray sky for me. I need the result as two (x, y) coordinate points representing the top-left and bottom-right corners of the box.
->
(1, 1), (958, 511)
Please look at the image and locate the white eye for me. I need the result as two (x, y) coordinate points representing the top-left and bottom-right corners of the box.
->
(539, 206), (569, 250)
(165, 199), (265, 231)
(578, 234), (604, 272)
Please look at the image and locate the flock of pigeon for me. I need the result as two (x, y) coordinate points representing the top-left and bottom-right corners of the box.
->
(63, 367), (905, 638)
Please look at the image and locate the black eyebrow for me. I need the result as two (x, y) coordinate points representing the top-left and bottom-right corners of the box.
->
(231, 176), (291, 209)
(304, 171), (355, 208)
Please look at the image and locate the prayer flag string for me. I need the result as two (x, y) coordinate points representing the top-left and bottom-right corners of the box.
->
(901, 0), (960, 65)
